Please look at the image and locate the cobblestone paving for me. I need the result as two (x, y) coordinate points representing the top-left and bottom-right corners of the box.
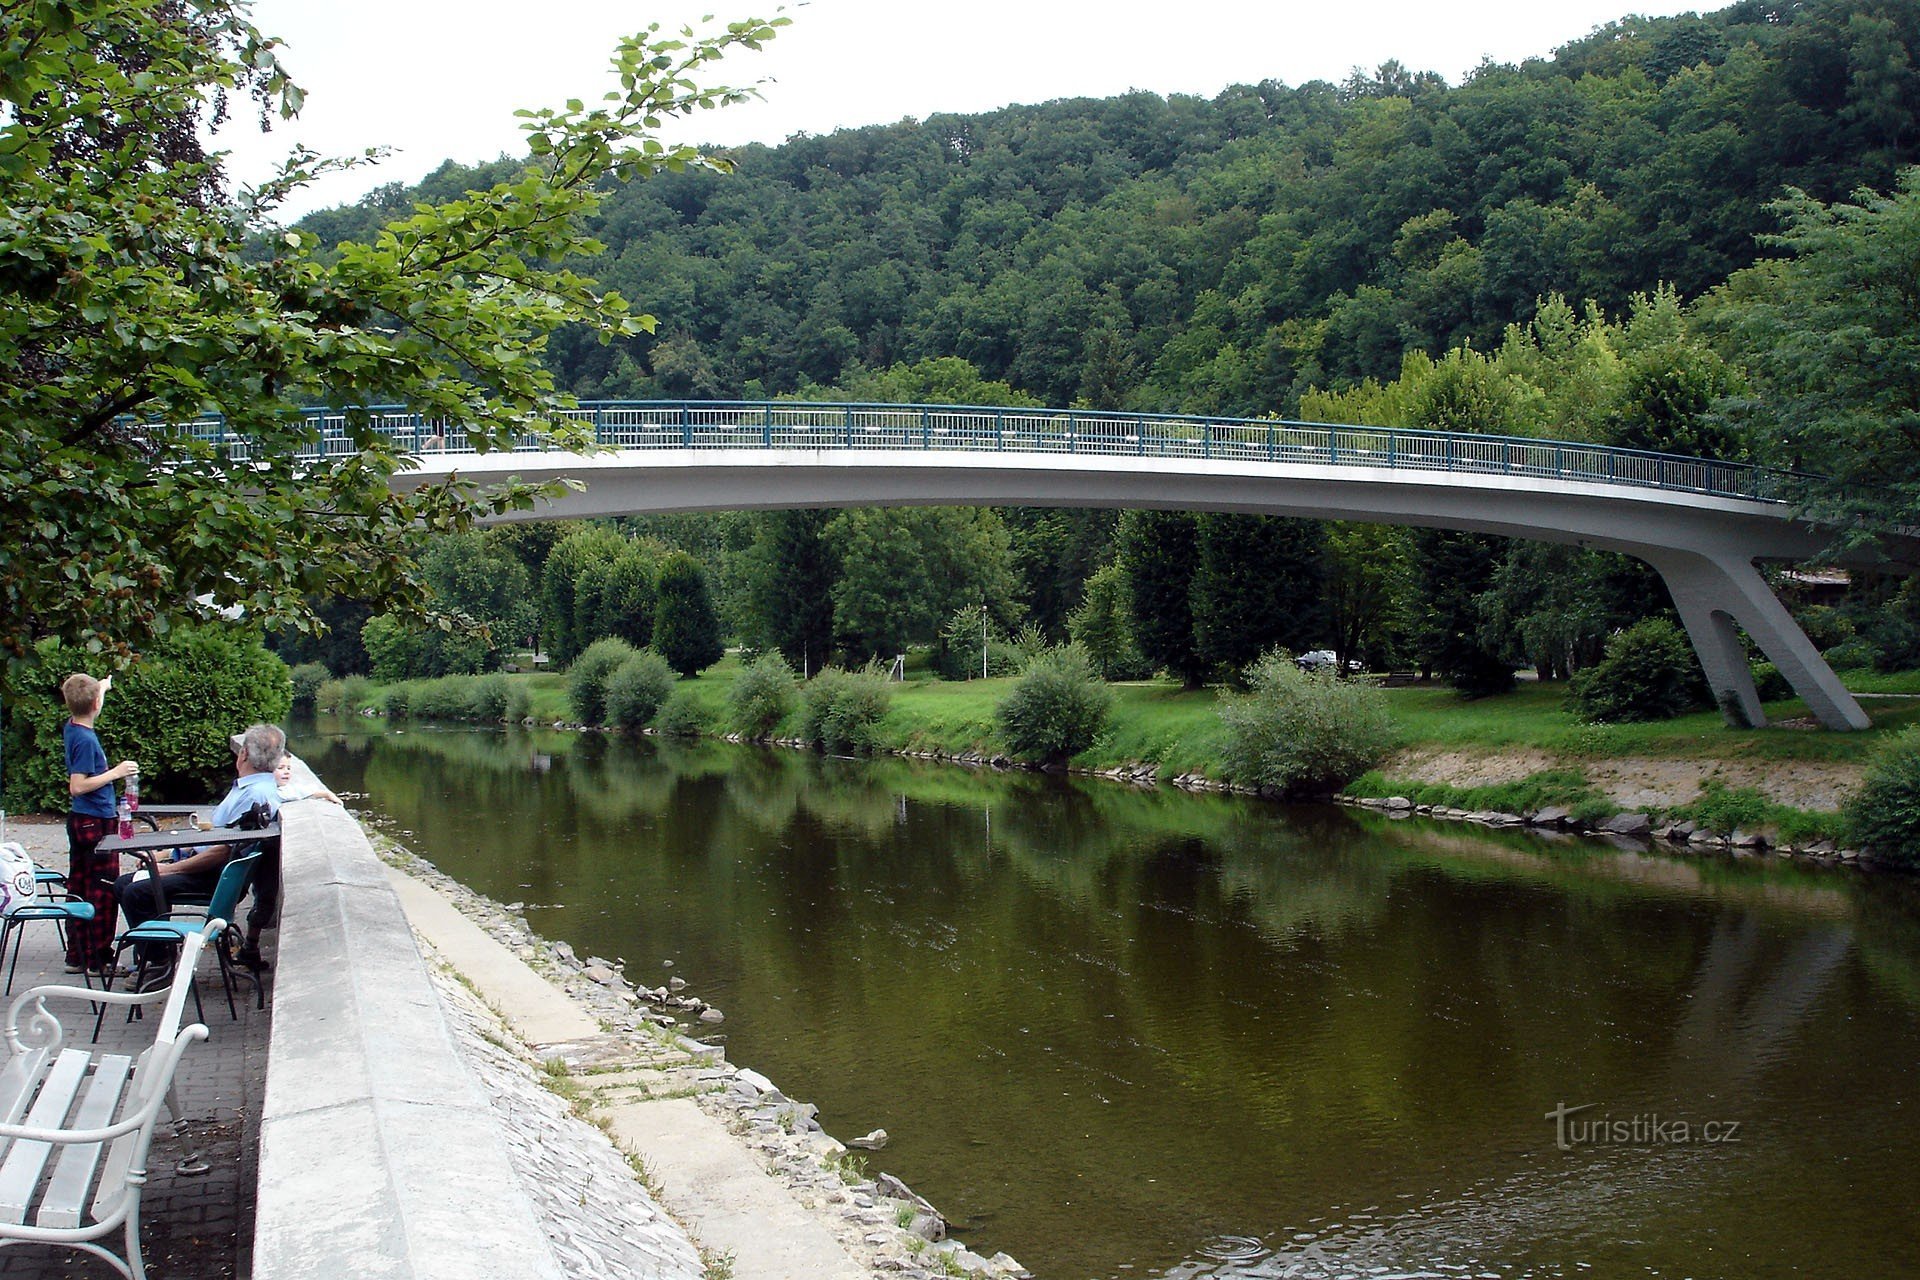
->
(0, 818), (268, 1280)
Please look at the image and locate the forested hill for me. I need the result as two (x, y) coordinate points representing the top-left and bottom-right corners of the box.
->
(301, 0), (1918, 417)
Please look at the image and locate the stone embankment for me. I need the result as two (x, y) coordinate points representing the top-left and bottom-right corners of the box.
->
(1334, 794), (1876, 868)
(380, 837), (1031, 1280)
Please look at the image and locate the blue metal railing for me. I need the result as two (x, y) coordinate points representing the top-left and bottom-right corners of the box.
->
(175, 400), (1785, 503)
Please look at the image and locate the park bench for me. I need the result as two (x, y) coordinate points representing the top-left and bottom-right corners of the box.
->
(0, 922), (216, 1279)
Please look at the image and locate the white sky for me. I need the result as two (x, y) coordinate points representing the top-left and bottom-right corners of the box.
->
(214, 0), (1708, 219)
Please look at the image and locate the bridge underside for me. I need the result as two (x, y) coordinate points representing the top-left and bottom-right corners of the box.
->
(409, 449), (1895, 731)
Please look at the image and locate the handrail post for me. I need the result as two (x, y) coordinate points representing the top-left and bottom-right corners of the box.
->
(922, 406), (930, 450)
(1138, 420), (1146, 456)
(680, 402), (691, 448)
(1328, 427), (1337, 466)
(996, 410), (1004, 451)
(1204, 423), (1212, 460)
(845, 405), (854, 448)
(1386, 432), (1395, 468)
(763, 403), (772, 448)
(1067, 411), (1076, 453)
(1267, 424), (1275, 462)
(593, 404), (605, 447)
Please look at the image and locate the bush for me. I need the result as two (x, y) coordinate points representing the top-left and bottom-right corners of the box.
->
(289, 662), (332, 712)
(799, 666), (894, 754)
(996, 647), (1113, 765)
(505, 680), (532, 722)
(1847, 728), (1920, 868)
(1, 628), (291, 812)
(567, 638), (639, 725)
(1217, 650), (1396, 798)
(1823, 635), (1878, 671)
(1565, 619), (1710, 723)
(1688, 780), (1772, 836)
(655, 687), (705, 736)
(605, 650), (677, 731)
(1751, 661), (1792, 703)
(379, 682), (413, 720)
(728, 653), (797, 738)
(316, 674), (373, 716)
(466, 674), (512, 721)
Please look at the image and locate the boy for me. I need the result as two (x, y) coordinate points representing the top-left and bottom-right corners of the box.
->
(62, 673), (138, 974)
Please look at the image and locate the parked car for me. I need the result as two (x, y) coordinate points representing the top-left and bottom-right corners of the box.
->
(1295, 650), (1363, 673)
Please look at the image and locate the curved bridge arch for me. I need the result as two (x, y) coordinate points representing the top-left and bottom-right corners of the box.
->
(306, 400), (1894, 731)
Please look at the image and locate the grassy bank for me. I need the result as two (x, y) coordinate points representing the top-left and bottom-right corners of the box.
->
(324, 660), (1920, 837)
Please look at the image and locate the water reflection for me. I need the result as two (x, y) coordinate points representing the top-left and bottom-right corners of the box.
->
(297, 721), (1920, 1280)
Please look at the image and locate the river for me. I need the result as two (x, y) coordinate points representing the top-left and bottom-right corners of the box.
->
(293, 719), (1920, 1279)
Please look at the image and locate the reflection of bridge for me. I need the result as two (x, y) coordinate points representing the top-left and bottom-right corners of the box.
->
(259, 400), (1903, 731)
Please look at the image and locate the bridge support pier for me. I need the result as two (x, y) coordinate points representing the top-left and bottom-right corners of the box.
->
(1647, 549), (1870, 731)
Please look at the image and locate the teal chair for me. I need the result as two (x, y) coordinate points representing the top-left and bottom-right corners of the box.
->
(0, 896), (95, 995)
(106, 849), (264, 1026)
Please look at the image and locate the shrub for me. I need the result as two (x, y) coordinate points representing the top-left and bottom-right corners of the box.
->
(1688, 780), (1772, 836)
(1750, 661), (1792, 703)
(1823, 635), (1878, 672)
(655, 687), (705, 736)
(567, 637), (639, 725)
(1846, 728), (1920, 868)
(316, 674), (373, 716)
(1565, 619), (1709, 723)
(1217, 650), (1395, 798)
(466, 674), (512, 721)
(289, 662), (332, 712)
(1, 628), (290, 812)
(605, 650), (677, 731)
(996, 647), (1113, 765)
(799, 666), (893, 754)
(729, 653), (797, 738)
(380, 682), (413, 720)
(505, 680), (532, 722)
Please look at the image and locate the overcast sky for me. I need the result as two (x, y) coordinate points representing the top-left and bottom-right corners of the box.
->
(215, 0), (1707, 219)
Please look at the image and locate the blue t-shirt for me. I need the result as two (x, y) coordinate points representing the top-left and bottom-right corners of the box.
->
(211, 770), (282, 828)
(64, 721), (115, 819)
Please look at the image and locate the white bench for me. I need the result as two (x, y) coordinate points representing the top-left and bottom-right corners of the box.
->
(0, 921), (216, 1280)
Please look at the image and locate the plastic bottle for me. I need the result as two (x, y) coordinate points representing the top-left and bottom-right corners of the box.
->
(124, 769), (138, 818)
(116, 794), (133, 841)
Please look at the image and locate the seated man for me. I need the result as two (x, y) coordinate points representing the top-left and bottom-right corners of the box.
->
(115, 723), (284, 962)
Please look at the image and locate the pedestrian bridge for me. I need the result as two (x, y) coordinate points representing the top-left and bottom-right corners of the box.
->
(252, 400), (1906, 731)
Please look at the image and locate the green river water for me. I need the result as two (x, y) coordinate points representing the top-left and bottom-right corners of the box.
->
(293, 720), (1920, 1279)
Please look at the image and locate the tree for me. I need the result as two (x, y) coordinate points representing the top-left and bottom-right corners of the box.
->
(1117, 510), (1206, 687)
(422, 532), (535, 656)
(1705, 170), (1920, 542)
(1190, 514), (1327, 677)
(0, 1), (785, 707)
(537, 526), (627, 663)
(652, 551), (725, 676)
(1322, 523), (1415, 672)
(1068, 561), (1148, 680)
(825, 507), (1019, 663)
(1412, 528), (1514, 696)
(742, 510), (839, 675)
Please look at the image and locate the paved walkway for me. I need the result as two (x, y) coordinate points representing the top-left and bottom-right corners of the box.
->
(0, 818), (269, 1280)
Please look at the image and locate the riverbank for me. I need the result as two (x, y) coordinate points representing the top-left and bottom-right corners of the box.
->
(328, 660), (1920, 856)
(376, 833), (1031, 1280)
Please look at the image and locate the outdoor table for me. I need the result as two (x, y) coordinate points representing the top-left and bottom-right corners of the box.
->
(96, 822), (280, 914)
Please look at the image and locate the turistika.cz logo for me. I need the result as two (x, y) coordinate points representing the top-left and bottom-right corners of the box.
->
(1545, 1102), (1743, 1151)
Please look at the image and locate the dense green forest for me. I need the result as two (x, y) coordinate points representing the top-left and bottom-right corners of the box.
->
(283, 0), (1920, 696)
